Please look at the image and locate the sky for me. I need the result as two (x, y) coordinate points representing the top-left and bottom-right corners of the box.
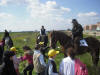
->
(0, 0), (100, 32)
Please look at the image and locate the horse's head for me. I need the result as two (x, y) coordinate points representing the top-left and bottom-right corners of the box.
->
(49, 31), (58, 49)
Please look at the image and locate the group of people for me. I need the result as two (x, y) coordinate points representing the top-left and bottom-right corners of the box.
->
(0, 43), (88, 75)
(0, 19), (88, 75)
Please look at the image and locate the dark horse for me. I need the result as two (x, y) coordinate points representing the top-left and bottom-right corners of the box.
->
(2, 30), (13, 49)
(36, 34), (48, 47)
(0, 41), (5, 65)
(49, 31), (100, 66)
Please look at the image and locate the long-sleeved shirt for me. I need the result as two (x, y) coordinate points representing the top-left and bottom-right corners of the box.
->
(34, 50), (46, 67)
(13, 55), (20, 69)
(20, 51), (33, 64)
(48, 58), (58, 75)
(59, 56), (75, 75)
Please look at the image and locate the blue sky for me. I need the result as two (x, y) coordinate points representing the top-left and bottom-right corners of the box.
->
(0, 0), (100, 31)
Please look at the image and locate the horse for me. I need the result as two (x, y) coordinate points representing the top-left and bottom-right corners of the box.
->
(0, 41), (5, 65)
(36, 34), (48, 47)
(2, 30), (13, 49)
(49, 31), (100, 66)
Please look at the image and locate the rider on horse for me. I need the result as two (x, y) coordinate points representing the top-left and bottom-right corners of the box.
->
(72, 19), (83, 45)
(2, 30), (13, 49)
(40, 26), (46, 35)
(72, 19), (83, 40)
(37, 26), (48, 46)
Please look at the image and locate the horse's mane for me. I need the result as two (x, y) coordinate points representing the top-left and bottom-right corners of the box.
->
(51, 31), (71, 39)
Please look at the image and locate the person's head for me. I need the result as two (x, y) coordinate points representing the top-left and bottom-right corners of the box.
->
(42, 26), (44, 29)
(23, 45), (31, 52)
(35, 44), (40, 50)
(10, 47), (17, 53)
(72, 19), (78, 26)
(48, 49), (59, 59)
(65, 46), (75, 59)
(4, 30), (9, 36)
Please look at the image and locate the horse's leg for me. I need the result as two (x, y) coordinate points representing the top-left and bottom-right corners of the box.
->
(91, 49), (99, 67)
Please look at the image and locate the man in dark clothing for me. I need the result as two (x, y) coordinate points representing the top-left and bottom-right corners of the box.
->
(0, 51), (17, 75)
(72, 19), (83, 41)
(0, 41), (5, 65)
(40, 26), (46, 35)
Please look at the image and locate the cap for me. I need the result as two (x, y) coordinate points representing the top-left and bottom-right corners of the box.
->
(48, 49), (59, 57)
(10, 47), (17, 52)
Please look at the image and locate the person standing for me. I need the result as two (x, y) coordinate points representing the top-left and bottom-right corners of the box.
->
(10, 47), (20, 75)
(45, 49), (59, 75)
(59, 46), (88, 75)
(59, 46), (75, 75)
(0, 51), (17, 75)
(20, 46), (34, 75)
(33, 44), (46, 75)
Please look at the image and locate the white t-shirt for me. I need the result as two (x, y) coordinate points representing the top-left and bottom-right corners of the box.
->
(59, 56), (75, 75)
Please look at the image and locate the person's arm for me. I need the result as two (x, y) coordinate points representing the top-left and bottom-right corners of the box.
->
(20, 55), (27, 61)
(39, 54), (46, 67)
(13, 56), (20, 65)
(76, 25), (83, 33)
(59, 61), (64, 75)
(49, 63), (58, 75)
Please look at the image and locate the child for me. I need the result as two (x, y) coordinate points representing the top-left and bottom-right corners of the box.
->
(10, 47), (20, 75)
(45, 49), (59, 75)
(20, 46), (34, 75)
(0, 51), (17, 75)
(33, 44), (46, 75)
(39, 42), (49, 60)
(59, 46), (88, 75)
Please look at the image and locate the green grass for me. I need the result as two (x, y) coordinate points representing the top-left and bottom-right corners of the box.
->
(0, 32), (100, 75)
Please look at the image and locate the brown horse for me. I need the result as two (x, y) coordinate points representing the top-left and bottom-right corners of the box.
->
(49, 31), (100, 66)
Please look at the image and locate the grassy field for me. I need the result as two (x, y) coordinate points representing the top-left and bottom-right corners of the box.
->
(0, 32), (100, 75)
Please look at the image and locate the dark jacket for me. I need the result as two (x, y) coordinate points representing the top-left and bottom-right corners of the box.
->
(45, 59), (57, 75)
(41, 29), (46, 35)
(0, 51), (17, 75)
(72, 24), (83, 39)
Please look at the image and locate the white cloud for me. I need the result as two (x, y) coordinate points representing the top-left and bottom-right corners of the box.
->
(0, 0), (7, 6)
(0, 0), (27, 6)
(78, 12), (98, 17)
(77, 12), (100, 25)
(25, 0), (72, 30)
(0, 0), (72, 31)
(0, 12), (14, 19)
(27, 0), (71, 18)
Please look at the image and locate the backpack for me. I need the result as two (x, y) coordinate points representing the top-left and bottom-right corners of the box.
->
(75, 59), (88, 75)
(33, 53), (46, 73)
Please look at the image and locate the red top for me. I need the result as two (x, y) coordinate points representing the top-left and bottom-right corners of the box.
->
(20, 54), (33, 64)
(0, 40), (4, 46)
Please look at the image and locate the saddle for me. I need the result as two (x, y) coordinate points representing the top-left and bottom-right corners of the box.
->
(80, 39), (88, 47)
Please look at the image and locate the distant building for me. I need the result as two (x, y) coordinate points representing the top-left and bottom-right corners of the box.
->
(84, 22), (100, 31)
